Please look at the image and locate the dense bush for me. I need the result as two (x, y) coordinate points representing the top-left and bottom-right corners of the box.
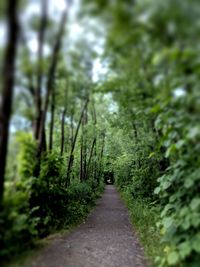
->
(154, 96), (200, 267)
(113, 131), (161, 200)
(0, 133), (39, 260)
(0, 181), (39, 260)
(16, 132), (38, 180)
(1, 142), (103, 262)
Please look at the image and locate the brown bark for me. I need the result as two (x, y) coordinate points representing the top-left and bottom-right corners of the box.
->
(38, 9), (67, 154)
(70, 108), (74, 148)
(0, 0), (19, 202)
(98, 131), (106, 182)
(60, 82), (68, 155)
(65, 99), (89, 186)
(132, 122), (138, 139)
(60, 108), (66, 155)
(85, 137), (96, 180)
(34, 0), (48, 140)
(49, 84), (55, 151)
(82, 108), (88, 180)
(91, 99), (97, 180)
(80, 128), (84, 181)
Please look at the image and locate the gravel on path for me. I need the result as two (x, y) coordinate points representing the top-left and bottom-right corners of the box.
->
(25, 185), (148, 267)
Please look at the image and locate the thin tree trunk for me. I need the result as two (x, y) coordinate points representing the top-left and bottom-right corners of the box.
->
(85, 137), (96, 180)
(93, 137), (97, 181)
(83, 107), (88, 180)
(80, 127), (84, 181)
(49, 84), (55, 151)
(98, 131), (106, 183)
(0, 0), (19, 202)
(65, 99), (89, 186)
(60, 82), (68, 155)
(38, 9), (67, 154)
(60, 108), (66, 155)
(70, 109), (74, 148)
(34, 0), (48, 140)
(92, 99), (97, 180)
(132, 122), (138, 139)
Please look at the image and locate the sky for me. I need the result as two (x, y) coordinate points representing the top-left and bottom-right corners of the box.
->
(22, 0), (107, 81)
(1, 0), (107, 132)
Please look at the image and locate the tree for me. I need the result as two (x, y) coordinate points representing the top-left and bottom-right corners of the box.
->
(0, 0), (19, 202)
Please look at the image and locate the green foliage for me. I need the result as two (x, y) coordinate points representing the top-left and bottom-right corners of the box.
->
(1, 149), (103, 262)
(0, 134), (38, 260)
(120, 187), (164, 267)
(107, 116), (161, 201)
(83, 0), (200, 266)
(29, 152), (102, 235)
(0, 181), (39, 260)
(16, 132), (38, 180)
(2, 0), (200, 265)
(154, 96), (200, 267)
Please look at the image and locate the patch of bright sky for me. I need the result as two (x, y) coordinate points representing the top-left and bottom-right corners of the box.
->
(49, 0), (68, 16)
(153, 74), (164, 86)
(10, 115), (31, 133)
(93, 58), (108, 83)
(137, 11), (151, 24)
(0, 22), (7, 48)
(103, 93), (118, 114)
(27, 38), (51, 56)
(173, 87), (186, 98)
(0, 0), (107, 80)
(22, 0), (68, 57)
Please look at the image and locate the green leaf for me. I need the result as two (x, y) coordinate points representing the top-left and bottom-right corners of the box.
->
(167, 251), (179, 265)
(154, 187), (161, 194)
(187, 127), (200, 139)
(192, 233), (200, 253)
(178, 241), (192, 259)
(182, 219), (191, 230)
(175, 140), (185, 149)
(163, 217), (173, 229)
(184, 178), (194, 189)
(191, 213), (200, 227)
(162, 181), (171, 190)
(148, 152), (155, 158)
(190, 198), (200, 211)
(165, 144), (177, 158)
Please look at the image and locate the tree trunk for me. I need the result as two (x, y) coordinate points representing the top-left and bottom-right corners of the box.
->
(0, 0), (19, 202)
(98, 131), (106, 183)
(132, 122), (138, 139)
(60, 108), (66, 155)
(34, 0), (48, 140)
(65, 99), (89, 186)
(92, 99), (97, 180)
(83, 107), (88, 180)
(70, 108), (74, 148)
(80, 127), (84, 181)
(49, 84), (55, 151)
(85, 137), (96, 180)
(60, 82), (68, 155)
(93, 137), (97, 181)
(38, 9), (67, 154)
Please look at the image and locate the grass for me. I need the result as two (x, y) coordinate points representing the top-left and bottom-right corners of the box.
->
(120, 188), (165, 267)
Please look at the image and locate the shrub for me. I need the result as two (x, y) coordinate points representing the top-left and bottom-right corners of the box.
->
(155, 97), (200, 267)
(0, 181), (39, 260)
(16, 132), (38, 180)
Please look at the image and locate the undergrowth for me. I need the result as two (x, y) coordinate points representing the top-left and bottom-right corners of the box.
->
(0, 137), (104, 265)
(120, 187), (165, 267)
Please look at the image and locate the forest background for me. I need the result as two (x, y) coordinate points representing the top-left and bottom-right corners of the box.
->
(0, 1), (200, 267)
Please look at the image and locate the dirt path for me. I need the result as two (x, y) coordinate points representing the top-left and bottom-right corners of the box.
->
(25, 185), (147, 267)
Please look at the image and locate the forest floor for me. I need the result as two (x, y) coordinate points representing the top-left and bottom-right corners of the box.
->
(22, 185), (148, 267)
